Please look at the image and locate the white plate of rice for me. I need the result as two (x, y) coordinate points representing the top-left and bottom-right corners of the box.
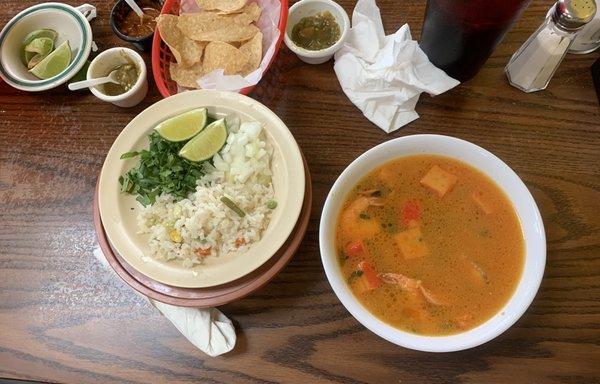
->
(98, 90), (305, 288)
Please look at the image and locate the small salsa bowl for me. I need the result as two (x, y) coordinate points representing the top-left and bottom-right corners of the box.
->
(284, 0), (350, 64)
(110, 0), (163, 52)
(87, 47), (148, 108)
(319, 134), (546, 352)
(0, 2), (95, 92)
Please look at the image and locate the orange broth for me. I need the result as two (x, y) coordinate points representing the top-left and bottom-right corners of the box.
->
(336, 155), (524, 335)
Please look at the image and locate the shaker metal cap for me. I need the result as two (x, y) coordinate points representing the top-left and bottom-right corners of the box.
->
(553, 0), (597, 30)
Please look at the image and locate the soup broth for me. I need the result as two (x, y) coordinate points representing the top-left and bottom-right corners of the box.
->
(336, 155), (524, 335)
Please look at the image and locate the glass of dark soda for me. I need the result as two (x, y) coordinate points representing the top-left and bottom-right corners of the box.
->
(420, 0), (531, 81)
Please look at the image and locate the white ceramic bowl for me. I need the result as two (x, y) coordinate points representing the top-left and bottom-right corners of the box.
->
(284, 0), (350, 64)
(87, 47), (148, 108)
(319, 134), (546, 352)
(0, 2), (94, 92)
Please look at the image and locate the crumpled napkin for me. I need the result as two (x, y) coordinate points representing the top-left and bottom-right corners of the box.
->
(333, 0), (460, 133)
(93, 247), (236, 357)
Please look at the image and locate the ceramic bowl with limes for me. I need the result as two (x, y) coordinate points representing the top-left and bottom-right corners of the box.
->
(0, 2), (95, 92)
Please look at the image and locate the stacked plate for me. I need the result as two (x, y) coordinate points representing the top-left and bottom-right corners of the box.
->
(93, 90), (312, 307)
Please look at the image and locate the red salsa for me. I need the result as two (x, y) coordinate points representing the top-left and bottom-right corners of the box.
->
(118, 7), (160, 38)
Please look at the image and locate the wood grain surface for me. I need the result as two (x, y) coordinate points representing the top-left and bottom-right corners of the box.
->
(1, 0), (599, 383)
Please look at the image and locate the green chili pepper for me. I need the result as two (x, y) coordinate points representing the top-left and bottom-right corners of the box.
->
(221, 196), (245, 217)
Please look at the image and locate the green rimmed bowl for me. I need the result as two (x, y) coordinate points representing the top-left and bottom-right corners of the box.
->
(0, 2), (95, 92)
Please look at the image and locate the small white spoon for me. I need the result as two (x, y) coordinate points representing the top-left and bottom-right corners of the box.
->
(68, 70), (121, 91)
(124, 0), (145, 18)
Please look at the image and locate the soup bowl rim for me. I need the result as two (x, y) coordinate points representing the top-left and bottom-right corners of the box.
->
(319, 134), (546, 352)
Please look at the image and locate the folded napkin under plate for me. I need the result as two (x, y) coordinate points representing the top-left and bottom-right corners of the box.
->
(93, 246), (236, 357)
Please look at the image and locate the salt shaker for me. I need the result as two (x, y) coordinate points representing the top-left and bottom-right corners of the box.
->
(505, 0), (597, 92)
(570, 6), (600, 53)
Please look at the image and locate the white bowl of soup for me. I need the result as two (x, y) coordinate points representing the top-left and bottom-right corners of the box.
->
(319, 134), (546, 352)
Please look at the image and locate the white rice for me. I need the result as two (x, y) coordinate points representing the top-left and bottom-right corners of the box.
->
(137, 118), (275, 268)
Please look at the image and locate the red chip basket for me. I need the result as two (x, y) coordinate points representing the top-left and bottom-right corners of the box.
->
(151, 0), (289, 98)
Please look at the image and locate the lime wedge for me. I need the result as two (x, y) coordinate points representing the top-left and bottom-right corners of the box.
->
(179, 118), (227, 162)
(154, 108), (208, 142)
(29, 40), (71, 80)
(27, 54), (45, 70)
(22, 29), (58, 45)
(24, 37), (54, 69)
(25, 37), (54, 55)
(21, 29), (58, 66)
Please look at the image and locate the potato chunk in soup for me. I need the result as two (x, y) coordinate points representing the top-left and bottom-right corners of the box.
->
(336, 155), (524, 335)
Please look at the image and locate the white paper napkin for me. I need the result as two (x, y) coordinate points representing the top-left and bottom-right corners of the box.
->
(92, 247), (236, 357)
(333, 0), (460, 133)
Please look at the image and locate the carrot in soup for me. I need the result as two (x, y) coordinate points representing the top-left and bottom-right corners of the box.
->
(401, 199), (422, 227)
(345, 241), (364, 258)
(351, 261), (381, 294)
(358, 261), (381, 288)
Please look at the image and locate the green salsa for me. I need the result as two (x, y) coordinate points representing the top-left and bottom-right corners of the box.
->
(103, 63), (139, 96)
(291, 11), (341, 51)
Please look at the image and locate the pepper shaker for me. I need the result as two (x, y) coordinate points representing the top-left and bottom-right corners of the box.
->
(505, 0), (597, 92)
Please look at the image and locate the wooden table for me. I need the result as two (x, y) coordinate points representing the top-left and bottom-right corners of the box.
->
(1, 0), (599, 383)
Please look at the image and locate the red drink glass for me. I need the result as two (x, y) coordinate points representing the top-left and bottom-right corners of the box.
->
(420, 0), (531, 81)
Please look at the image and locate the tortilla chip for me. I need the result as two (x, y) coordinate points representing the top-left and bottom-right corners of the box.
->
(157, 14), (206, 68)
(177, 4), (261, 42)
(196, 0), (246, 14)
(202, 41), (252, 76)
(239, 31), (262, 69)
(238, 3), (261, 22)
(169, 61), (204, 88)
(183, 22), (259, 43)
